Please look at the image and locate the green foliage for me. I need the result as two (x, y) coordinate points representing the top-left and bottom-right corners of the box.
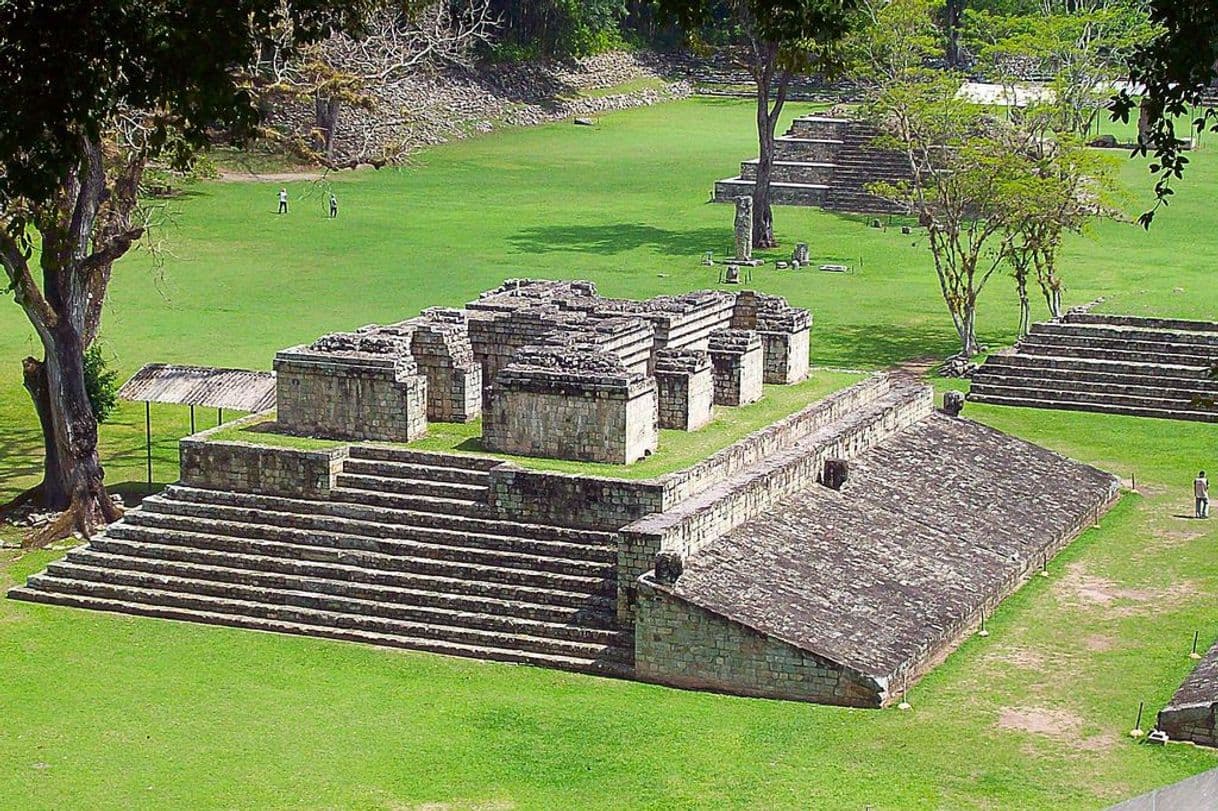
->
(845, 0), (944, 85)
(486, 0), (628, 58)
(0, 0), (370, 212)
(82, 345), (119, 425)
(1113, 0), (1218, 225)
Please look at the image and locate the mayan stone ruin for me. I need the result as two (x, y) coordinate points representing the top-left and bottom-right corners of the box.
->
(11, 280), (1120, 708)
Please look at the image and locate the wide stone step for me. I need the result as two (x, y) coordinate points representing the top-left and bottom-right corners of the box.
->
(713, 178), (828, 206)
(348, 445), (502, 471)
(341, 457), (491, 486)
(979, 353), (1211, 380)
(67, 542), (614, 615)
(968, 391), (1218, 422)
(334, 473), (487, 501)
(8, 585), (633, 674)
(109, 520), (616, 587)
(44, 559), (621, 643)
(968, 382), (1218, 414)
(1017, 337), (1214, 367)
(134, 500), (616, 564)
(329, 486), (485, 517)
(1066, 313), (1218, 335)
(1021, 330), (1218, 361)
(1033, 321), (1218, 349)
(739, 160), (835, 184)
(160, 485), (615, 545)
(968, 371), (1216, 402)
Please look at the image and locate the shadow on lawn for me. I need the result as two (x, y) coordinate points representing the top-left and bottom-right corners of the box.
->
(509, 223), (729, 257)
(815, 322), (973, 370)
(0, 425), (44, 501)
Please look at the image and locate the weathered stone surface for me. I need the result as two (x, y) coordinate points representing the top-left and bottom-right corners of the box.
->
(709, 329), (764, 406)
(636, 412), (1119, 706)
(733, 196), (753, 261)
(1158, 641), (1218, 746)
(654, 349), (713, 431)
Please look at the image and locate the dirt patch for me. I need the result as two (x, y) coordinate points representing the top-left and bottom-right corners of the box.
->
(215, 170), (328, 183)
(989, 645), (1047, 670)
(1054, 562), (1195, 618)
(891, 356), (939, 378)
(999, 706), (1084, 738)
(1083, 634), (1117, 652)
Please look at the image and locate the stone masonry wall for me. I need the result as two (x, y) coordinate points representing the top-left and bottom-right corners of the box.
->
(180, 430), (348, 500)
(1158, 640), (1218, 747)
(761, 329), (810, 385)
(617, 381), (935, 621)
(635, 576), (885, 706)
(488, 465), (667, 531)
(274, 353), (428, 443)
(709, 330), (764, 406)
(654, 349), (714, 431)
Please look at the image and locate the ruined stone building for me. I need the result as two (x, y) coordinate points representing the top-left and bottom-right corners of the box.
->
(11, 281), (1119, 707)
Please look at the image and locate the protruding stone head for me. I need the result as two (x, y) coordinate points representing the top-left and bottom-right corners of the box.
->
(654, 551), (684, 585)
(943, 390), (965, 417)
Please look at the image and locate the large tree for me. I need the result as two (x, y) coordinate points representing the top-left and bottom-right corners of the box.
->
(0, 0), (367, 545)
(1112, 0), (1218, 225)
(657, 0), (858, 248)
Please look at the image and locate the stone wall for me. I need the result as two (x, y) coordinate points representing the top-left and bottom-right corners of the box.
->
(482, 347), (659, 465)
(274, 336), (428, 443)
(488, 465), (667, 531)
(617, 380), (934, 621)
(180, 419), (348, 499)
(709, 330), (764, 406)
(654, 349), (714, 431)
(1158, 640), (1218, 747)
(404, 314), (482, 423)
(635, 576), (885, 706)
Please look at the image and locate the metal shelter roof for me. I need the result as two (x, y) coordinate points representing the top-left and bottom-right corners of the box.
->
(118, 364), (276, 412)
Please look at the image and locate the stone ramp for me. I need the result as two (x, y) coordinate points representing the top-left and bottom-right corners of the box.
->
(970, 313), (1218, 423)
(9, 446), (633, 676)
(712, 116), (909, 214)
(636, 413), (1119, 706)
(1157, 640), (1218, 746)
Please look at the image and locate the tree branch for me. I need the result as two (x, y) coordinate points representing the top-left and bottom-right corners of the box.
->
(0, 227), (57, 330)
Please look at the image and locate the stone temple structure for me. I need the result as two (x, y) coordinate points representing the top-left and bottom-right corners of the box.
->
(274, 280), (811, 463)
(10, 281), (1120, 708)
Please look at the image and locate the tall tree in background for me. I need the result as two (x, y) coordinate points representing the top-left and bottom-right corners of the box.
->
(656, 0), (858, 248)
(1113, 0), (1218, 226)
(0, 0), (367, 545)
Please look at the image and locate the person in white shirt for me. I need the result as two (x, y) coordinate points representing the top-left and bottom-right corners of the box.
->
(277, 187), (288, 214)
(1197, 471), (1210, 519)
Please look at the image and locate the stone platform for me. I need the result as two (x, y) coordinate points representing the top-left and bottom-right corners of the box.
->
(970, 312), (1218, 423)
(10, 372), (1118, 706)
(713, 116), (911, 214)
(1157, 640), (1218, 746)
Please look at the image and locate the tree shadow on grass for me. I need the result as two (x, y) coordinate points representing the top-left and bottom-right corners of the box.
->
(0, 426), (44, 501)
(509, 223), (730, 258)
(814, 323), (965, 370)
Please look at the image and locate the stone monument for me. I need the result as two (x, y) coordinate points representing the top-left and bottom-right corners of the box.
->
(732, 197), (763, 267)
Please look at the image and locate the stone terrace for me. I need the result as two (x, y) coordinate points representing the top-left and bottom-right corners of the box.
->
(635, 412), (1119, 707)
(970, 312), (1218, 423)
(1157, 640), (1218, 747)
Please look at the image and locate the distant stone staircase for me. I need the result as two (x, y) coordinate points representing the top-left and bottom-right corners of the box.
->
(969, 313), (1218, 422)
(713, 116), (909, 214)
(9, 446), (632, 675)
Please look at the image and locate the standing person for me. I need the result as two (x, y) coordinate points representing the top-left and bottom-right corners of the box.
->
(1197, 471), (1210, 519)
(277, 187), (288, 214)
(329, 192), (338, 219)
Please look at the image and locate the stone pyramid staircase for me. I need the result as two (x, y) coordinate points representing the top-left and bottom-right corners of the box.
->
(9, 446), (632, 675)
(713, 116), (909, 213)
(969, 314), (1218, 422)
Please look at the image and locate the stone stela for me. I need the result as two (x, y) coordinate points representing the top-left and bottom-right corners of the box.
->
(274, 279), (812, 464)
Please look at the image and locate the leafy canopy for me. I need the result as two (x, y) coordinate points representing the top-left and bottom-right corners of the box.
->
(0, 0), (370, 208)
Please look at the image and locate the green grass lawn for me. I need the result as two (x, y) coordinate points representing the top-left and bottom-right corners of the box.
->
(2, 97), (1218, 808)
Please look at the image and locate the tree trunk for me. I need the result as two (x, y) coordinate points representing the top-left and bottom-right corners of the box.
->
(1017, 281), (1030, 337)
(945, 0), (965, 67)
(753, 82), (778, 250)
(16, 323), (121, 546)
(958, 305), (980, 356)
(314, 95), (341, 161)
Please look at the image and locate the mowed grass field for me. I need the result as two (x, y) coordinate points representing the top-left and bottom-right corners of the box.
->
(1, 97), (1218, 808)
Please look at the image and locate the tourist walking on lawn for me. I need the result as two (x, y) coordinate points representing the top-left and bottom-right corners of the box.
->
(329, 192), (338, 219)
(277, 187), (289, 214)
(1197, 470), (1210, 519)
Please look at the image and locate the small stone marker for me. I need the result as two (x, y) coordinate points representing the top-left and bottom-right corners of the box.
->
(776, 261), (789, 270)
(702, 250), (714, 266)
(823, 458), (849, 490)
(655, 551), (684, 584)
(943, 390), (965, 417)
(901, 226), (912, 235)
(792, 242), (810, 264)
(870, 218), (882, 229)
(574, 117), (595, 126)
(724, 265), (741, 284)
(734, 197), (753, 262)
(819, 264), (848, 273)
